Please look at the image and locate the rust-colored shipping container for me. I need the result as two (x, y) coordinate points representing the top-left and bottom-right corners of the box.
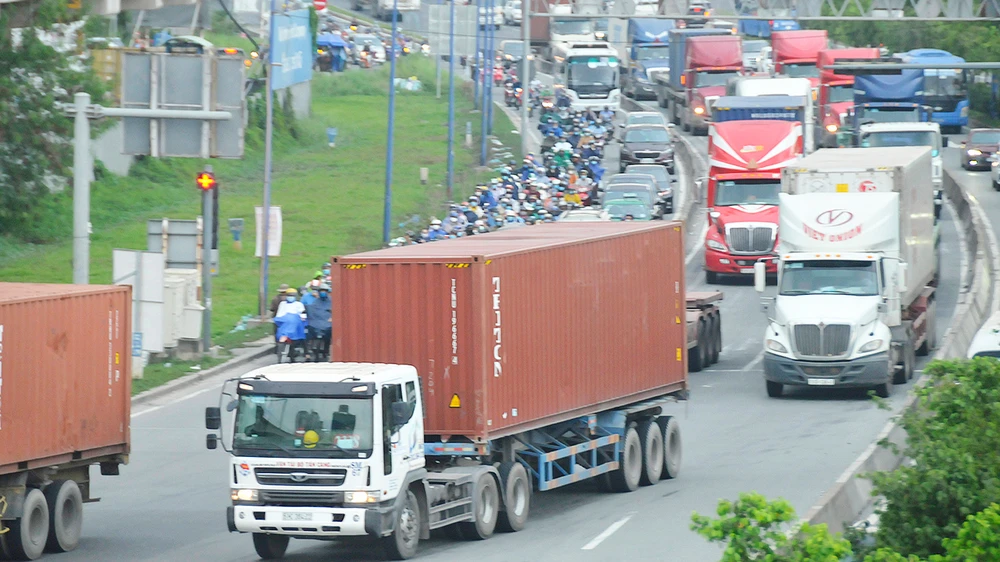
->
(331, 222), (688, 442)
(0, 283), (132, 475)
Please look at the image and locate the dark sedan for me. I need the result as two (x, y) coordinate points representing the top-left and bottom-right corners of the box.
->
(961, 128), (1000, 171)
(618, 124), (675, 173)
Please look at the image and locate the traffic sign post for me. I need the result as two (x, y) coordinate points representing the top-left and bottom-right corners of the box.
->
(198, 165), (216, 352)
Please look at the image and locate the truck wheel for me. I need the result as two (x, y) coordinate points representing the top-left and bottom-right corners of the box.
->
(766, 381), (783, 398)
(657, 416), (682, 479)
(682, 112), (691, 132)
(698, 320), (710, 369)
(383, 489), (420, 560)
(497, 462), (530, 532)
(252, 533), (289, 560)
(705, 270), (719, 284)
(708, 315), (720, 365)
(7, 488), (49, 561)
(917, 302), (936, 356)
(689, 322), (705, 373)
(459, 473), (500, 540)
(43, 480), (82, 553)
(874, 381), (892, 398)
(608, 425), (642, 493)
(893, 341), (914, 384)
(637, 420), (664, 485)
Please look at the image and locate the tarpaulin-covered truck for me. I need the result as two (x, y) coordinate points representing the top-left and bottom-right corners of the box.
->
(204, 222), (723, 560)
(0, 284), (132, 561)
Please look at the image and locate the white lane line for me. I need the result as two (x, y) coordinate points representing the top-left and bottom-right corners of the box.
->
(742, 350), (765, 372)
(131, 387), (216, 419)
(131, 405), (163, 419)
(581, 512), (636, 551)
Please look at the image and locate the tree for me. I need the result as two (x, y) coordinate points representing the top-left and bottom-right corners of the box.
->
(691, 492), (853, 561)
(866, 359), (1000, 558)
(0, 0), (105, 241)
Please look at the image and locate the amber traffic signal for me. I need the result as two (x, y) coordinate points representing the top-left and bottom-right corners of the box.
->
(196, 171), (217, 191)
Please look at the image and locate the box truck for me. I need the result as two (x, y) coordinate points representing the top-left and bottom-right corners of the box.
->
(0, 284), (132, 561)
(754, 147), (937, 398)
(204, 222), (723, 560)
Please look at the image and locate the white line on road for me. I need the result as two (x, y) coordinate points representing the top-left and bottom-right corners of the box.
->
(582, 512), (636, 551)
(131, 387), (215, 419)
(742, 350), (765, 372)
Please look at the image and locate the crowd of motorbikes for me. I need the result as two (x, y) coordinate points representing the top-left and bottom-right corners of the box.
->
(270, 270), (335, 364)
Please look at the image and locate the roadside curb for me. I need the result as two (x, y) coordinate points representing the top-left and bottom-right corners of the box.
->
(131, 338), (274, 407)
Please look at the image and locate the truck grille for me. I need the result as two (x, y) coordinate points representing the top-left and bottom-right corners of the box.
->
(634, 151), (660, 159)
(727, 226), (775, 254)
(794, 324), (851, 357)
(260, 490), (345, 506)
(255, 467), (347, 487)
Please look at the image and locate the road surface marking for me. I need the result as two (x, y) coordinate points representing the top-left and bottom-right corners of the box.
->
(131, 405), (162, 419)
(582, 512), (636, 551)
(742, 350), (765, 372)
(131, 386), (216, 419)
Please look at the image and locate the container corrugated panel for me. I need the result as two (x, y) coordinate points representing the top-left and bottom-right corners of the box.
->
(331, 222), (688, 442)
(0, 283), (132, 475)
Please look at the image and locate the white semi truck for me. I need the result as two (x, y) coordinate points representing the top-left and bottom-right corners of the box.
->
(753, 147), (938, 398)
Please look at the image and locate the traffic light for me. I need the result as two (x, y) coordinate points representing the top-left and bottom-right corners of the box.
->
(196, 171), (216, 191)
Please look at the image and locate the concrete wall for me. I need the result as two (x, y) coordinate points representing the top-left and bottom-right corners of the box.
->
(92, 121), (134, 177)
(276, 80), (312, 121)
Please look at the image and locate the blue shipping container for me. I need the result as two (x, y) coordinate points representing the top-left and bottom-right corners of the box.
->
(667, 28), (733, 90)
(711, 96), (806, 123)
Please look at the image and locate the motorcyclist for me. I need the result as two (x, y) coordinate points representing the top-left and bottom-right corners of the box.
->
(305, 284), (333, 360)
(599, 106), (615, 123)
(275, 288), (306, 319)
(582, 142), (601, 160)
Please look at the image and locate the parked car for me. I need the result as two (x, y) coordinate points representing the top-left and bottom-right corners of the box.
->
(503, 0), (522, 25)
(961, 128), (1000, 170)
(617, 124), (676, 173)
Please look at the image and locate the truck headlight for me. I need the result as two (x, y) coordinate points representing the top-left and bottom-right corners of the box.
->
(693, 106), (705, 115)
(706, 239), (726, 252)
(968, 148), (982, 156)
(231, 489), (258, 502)
(858, 339), (884, 353)
(345, 490), (382, 504)
(766, 339), (788, 353)
(825, 124), (838, 133)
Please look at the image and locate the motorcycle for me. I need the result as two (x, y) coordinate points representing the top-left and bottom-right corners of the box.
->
(504, 83), (516, 106)
(305, 327), (331, 363)
(493, 65), (505, 87)
(512, 87), (524, 109)
(274, 313), (307, 363)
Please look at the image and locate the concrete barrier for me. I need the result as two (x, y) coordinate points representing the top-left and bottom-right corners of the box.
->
(802, 166), (1000, 534)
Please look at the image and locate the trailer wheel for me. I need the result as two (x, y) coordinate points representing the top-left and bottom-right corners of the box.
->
(689, 321), (705, 373)
(43, 480), (82, 553)
(383, 489), (420, 560)
(497, 462), (531, 532)
(6, 488), (49, 561)
(766, 380), (783, 398)
(252, 533), (289, 560)
(708, 314), (721, 365)
(608, 425), (642, 493)
(637, 420), (664, 486)
(893, 340), (914, 385)
(657, 416), (682, 479)
(917, 300), (937, 357)
(459, 473), (500, 540)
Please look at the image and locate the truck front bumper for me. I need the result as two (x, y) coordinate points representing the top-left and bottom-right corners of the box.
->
(229, 504), (390, 537)
(705, 248), (776, 275)
(763, 351), (891, 388)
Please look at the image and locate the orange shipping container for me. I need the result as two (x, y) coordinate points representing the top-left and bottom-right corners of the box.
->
(0, 284), (132, 475)
(331, 222), (688, 442)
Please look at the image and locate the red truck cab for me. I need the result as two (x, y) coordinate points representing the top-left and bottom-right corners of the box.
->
(817, 47), (880, 147)
(770, 30), (828, 89)
(682, 35), (742, 135)
(704, 120), (803, 283)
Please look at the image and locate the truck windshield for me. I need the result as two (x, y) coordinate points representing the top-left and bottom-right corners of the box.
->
(634, 46), (670, 60)
(568, 58), (619, 91)
(233, 395), (374, 457)
(860, 131), (936, 149)
(715, 179), (781, 206)
(779, 260), (879, 296)
(553, 19), (594, 35)
(782, 63), (818, 78)
(827, 84), (853, 103)
(695, 71), (739, 87)
(858, 107), (920, 123)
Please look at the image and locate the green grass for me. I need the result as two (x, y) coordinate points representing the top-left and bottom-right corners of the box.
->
(0, 56), (515, 351)
(132, 355), (230, 395)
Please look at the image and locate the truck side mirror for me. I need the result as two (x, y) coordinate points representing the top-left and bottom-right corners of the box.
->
(206, 433), (219, 450)
(391, 401), (415, 429)
(754, 261), (767, 293)
(942, 136), (948, 148)
(877, 299), (888, 314)
(206, 407), (222, 430)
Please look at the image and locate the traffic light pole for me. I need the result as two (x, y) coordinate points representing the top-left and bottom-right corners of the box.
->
(201, 165), (215, 352)
(260, 0), (277, 319)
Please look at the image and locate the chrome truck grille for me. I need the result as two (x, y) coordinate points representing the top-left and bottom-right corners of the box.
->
(254, 467), (347, 487)
(726, 225), (775, 254)
(260, 490), (345, 506)
(794, 324), (851, 357)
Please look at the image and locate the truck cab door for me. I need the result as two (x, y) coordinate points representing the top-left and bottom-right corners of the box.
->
(381, 382), (424, 489)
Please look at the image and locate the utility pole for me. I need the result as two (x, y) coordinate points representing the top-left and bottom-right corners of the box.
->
(384, 0), (400, 246)
(486, 0), (495, 136)
(520, 0), (531, 157)
(474, 0), (481, 109)
(72, 92), (92, 285)
(196, 167), (217, 351)
(259, 0), (277, 319)
(446, 0), (456, 201)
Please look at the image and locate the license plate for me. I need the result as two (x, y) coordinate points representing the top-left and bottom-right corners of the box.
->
(641, 158), (656, 163)
(740, 268), (754, 274)
(807, 378), (836, 386)
(282, 512), (313, 521)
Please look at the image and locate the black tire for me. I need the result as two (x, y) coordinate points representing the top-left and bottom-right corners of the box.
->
(993, 180), (1000, 191)
(708, 315), (720, 365)
(608, 425), (642, 493)
(893, 341), (914, 384)
(766, 380), (783, 398)
(698, 320), (710, 369)
(382, 489), (420, 560)
(689, 321), (705, 373)
(918, 301), (936, 357)
(43, 480), (82, 553)
(253, 533), (289, 560)
(459, 474), (500, 540)
(874, 380), (892, 398)
(712, 313), (722, 364)
(657, 416), (682, 479)
(496, 462), (531, 532)
(7, 488), (49, 561)
(637, 420), (664, 486)
(705, 270), (719, 284)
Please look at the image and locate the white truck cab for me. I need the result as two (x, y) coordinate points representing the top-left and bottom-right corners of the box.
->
(968, 310), (1000, 359)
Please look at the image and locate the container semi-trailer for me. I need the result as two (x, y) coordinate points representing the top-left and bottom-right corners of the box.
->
(205, 222), (723, 560)
(0, 284), (132, 561)
(754, 147), (937, 398)
(816, 48), (880, 147)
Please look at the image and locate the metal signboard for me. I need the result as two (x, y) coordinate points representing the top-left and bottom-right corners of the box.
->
(271, 9), (313, 90)
(113, 249), (166, 353)
(147, 219), (200, 270)
(428, 5), (477, 58)
(255, 206), (283, 257)
(121, 51), (246, 158)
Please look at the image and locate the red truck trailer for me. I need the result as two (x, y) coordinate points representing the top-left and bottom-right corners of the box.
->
(816, 47), (880, 147)
(771, 30), (828, 89)
(0, 283), (131, 561)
